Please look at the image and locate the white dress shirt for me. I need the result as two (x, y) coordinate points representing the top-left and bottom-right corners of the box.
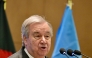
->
(24, 48), (34, 58)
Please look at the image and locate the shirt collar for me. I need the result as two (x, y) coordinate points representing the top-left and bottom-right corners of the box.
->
(24, 48), (34, 58)
(24, 48), (47, 58)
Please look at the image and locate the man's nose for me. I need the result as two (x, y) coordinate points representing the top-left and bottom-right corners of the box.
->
(41, 36), (46, 43)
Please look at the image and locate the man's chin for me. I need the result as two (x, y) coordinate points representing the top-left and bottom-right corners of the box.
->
(38, 52), (47, 56)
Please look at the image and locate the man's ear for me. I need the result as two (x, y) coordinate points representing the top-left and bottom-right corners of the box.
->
(23, 36), (28, 46)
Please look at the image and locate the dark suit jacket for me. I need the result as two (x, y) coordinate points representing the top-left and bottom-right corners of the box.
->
(8, 47), (48, 58)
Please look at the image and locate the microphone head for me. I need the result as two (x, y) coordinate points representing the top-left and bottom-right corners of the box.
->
(74, 50), (81, 55)
(67, 49), (74, 56)
(59, 48), (66, 54)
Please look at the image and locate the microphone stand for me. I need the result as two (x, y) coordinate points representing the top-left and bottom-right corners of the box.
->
(82, 54), (91, 58)
(63, 52), (70, 58)
(72, 53), (79, 58)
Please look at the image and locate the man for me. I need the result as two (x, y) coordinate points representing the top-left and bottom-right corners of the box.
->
(8, 15), (53, 58)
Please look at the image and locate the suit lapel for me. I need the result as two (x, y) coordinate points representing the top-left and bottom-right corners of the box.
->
(22, 47), (29, 58)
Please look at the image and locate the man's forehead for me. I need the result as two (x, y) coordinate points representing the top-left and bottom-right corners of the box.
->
(29, 22), (50, 31)
(29, 22), (52, 36)
(32, 30), (51, 34)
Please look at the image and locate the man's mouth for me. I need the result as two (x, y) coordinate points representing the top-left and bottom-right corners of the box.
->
(41, 47), (47, 50)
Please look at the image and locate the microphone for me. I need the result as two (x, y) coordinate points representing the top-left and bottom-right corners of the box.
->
(67, 49), (79, 58)
(59, 48), (69, 58)
(74, 50), (81, 55)
(74, 50), (91, 58)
